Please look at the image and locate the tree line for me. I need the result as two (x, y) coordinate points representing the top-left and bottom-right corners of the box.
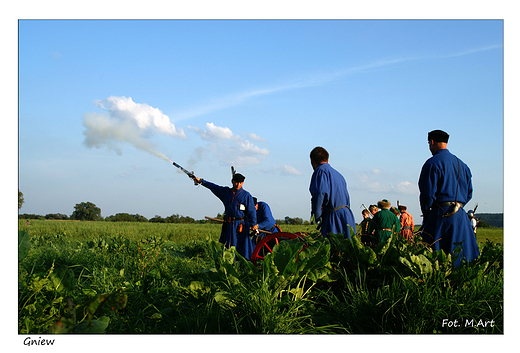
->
(18, 190), (500, 227)
(18, 193), (303, 224)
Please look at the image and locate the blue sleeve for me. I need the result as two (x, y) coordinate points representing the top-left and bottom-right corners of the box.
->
(257, 202), (275, 229)
(201, 179), (225, 202)
(310, 168), (328, 220)
(418, 161), (437, 216)
(466, 166), (473, 202)
(245, 193), (257, 225)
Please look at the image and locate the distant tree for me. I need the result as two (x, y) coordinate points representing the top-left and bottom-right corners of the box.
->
(71, 202), (102, 221)
(149, 215), (166, 223)
(284, 216), (303, 225)
(45, 213), (69, 220)
(134, 214), (148, 222)
(19, 190), (24, 209)
(19, 213), (44, 220)
(478, 220), (490, 228)
(106, 213), (149, 222)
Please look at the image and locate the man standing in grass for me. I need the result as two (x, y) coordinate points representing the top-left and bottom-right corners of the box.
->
(398, 205), (415, 242)
(309, 146), (356, 239)
(367, 199), (401, 244)
(418, 130), (479, 265)
(194, 173), (258, 260)
(359, 209), (376, 247)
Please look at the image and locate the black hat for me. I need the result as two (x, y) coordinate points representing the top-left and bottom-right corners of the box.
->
(232, 173), (245, 182)
(428, 130), (449, 143)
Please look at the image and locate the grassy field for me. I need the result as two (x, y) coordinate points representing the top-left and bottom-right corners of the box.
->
(18, 220), (503, 335)
(18, 220), (503, 248)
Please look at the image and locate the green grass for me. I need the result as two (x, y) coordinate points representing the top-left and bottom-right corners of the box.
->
(475, 227), (503, 244)
(18, 220), (503, 334)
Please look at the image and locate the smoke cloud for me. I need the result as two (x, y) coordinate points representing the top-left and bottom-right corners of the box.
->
(82, 96), (186, 161)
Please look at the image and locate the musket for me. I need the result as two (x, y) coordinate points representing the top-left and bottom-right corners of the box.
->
(361, 204), (373, 218)
(172, 162), (198, 183)
(473, 203), (479, 213)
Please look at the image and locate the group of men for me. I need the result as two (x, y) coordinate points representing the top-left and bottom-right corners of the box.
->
(192, 129), (480, 266)
(192, 174), (280, 260)
(358, 200), (415, 247)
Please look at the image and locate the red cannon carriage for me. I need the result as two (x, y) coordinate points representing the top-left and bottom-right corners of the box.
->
(205, 216), (307, 265)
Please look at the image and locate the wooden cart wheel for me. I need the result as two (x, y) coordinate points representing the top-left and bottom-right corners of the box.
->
(251, 232), (300, 265)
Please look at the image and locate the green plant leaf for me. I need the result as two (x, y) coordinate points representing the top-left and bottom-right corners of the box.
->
(75, 316), (110, 333)
(18, 230), (31, 262)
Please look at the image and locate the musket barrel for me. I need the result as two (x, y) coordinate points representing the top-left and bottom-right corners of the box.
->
(172, 162), (195, 178)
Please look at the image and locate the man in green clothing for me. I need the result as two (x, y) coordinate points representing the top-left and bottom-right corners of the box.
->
(368, 199), (401, 244)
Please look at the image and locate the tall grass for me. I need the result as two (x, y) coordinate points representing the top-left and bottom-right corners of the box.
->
(18, 221), (503, 334)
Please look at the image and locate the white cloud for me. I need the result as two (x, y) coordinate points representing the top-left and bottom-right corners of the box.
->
(351, 170), (417, 195)
(243, 132), (267, 142)
(188, 122), (234, 142)
(273, 165), (303, 176)
(187, 123), (269, 167)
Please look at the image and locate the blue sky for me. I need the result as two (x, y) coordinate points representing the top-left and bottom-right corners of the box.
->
(17, 19), (504, 223)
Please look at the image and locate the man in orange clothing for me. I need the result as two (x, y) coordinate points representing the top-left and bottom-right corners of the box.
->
(398, 205), (415, 242)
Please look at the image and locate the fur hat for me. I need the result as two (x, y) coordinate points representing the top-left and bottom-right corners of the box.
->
(398, 205), (407, 211)
(232, 173), (245, 182)
(377, 199), (391, 209)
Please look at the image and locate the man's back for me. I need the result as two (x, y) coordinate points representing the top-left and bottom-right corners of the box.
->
(419, 149), (473, 217)
(310, 162), (356, 238)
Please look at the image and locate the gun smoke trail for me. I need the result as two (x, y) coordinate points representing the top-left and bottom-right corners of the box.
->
(82, 96), (186, 162)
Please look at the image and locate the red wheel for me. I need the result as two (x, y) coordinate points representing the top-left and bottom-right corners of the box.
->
(251, 232), (300, 265)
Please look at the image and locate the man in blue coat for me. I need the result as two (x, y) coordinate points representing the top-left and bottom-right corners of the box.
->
(194, 173), (258, 260)
(418, 130), (480, 265)
(253, 197), (280, 234)
(309, 147), (356, 239)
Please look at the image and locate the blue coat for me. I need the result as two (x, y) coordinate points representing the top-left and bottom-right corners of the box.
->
(310, 163), (356, 238)
(256, 201), (278, 233)
(418, 149), (479, 265)
(201, 180), (257, 260)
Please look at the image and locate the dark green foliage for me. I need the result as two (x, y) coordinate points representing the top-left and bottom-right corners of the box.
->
(475, 213), (503, 228)
(19, 213), (45, 220)
(105, 213), (148, 222)
(45, 213), (70, 220)
(18, 223), (503, 334)
(19, 189), (25, 209)
(71, 202), (102, 221)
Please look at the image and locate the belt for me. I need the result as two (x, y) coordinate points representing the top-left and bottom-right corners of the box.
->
(380, 228), (392, 231)
(433, 201), (463, 208)
(317, 205), (350, 230)
(432, 201), (463, 218)
(224, 217), (245, 222)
